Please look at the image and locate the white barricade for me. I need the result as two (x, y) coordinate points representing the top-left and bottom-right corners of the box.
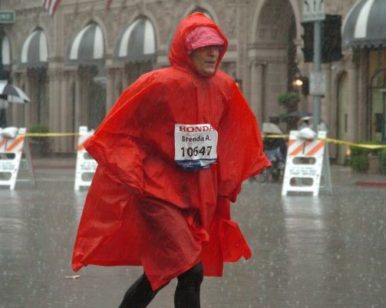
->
(74, 126), (97, 191)
(0, 127), (36, 190)
(281, 130), (331, 196)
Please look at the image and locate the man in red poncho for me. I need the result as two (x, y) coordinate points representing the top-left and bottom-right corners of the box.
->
(72, 12), (270, 307)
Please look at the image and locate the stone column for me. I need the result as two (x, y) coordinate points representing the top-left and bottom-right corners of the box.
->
(58, 71), (66, 152)
(106, 65), (118, 111)
(122, 66), (129, 90)
(76, 68), (89, 129)
(25, 70), (36, 127)
(10, 72), (27, 127)
(357, 51), (368, 141)
(48, 65), (63, 152)
(346, 52), (358, 142)
(249, 60), (265, 122)
(75, 70), (82, 133)
(105, 57), (115, 112)
(60, 69), (75, 153)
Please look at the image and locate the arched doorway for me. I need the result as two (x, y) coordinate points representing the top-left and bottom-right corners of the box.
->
(20, 28), (48, 127)
(368, 50), (386, 142)
(250, 0), (298, 124)
(114, 16), (157, 89)
(342, 0), (386, 142)
(0, 33), (12, 127)
(369, 68), (386, 142)
(67, 22), (106, 131)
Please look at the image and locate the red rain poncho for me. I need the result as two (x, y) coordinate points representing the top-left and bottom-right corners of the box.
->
(72, 12), (270, 290)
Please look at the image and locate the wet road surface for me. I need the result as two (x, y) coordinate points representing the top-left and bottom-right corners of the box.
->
(1, 160), (386, 308)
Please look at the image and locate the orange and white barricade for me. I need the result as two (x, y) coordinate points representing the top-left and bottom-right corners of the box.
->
(0, 127), (35, 190)
(74, 126), (97, 191)
(281, 130), (331, 196)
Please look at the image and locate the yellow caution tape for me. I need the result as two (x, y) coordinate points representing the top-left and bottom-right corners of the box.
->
(262, 134), (287, 139)
(263, 134), (386, 149)
(18, 132), (386, 150)
(24, 132), (80, 137)
(322, 138), (386, 149)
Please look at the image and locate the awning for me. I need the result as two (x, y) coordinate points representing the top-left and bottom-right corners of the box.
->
(68, 23), (104, 65)
(114, 18), (156, 63)
(342, 0), (386, 49)
(20, 29), (48, 68)
(1, 35), (11, 68)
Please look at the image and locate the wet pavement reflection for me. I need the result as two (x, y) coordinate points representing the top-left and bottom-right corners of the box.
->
(1, 162), (386, 307)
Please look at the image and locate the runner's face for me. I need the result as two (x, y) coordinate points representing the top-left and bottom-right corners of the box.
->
(191, 46), (221, 76)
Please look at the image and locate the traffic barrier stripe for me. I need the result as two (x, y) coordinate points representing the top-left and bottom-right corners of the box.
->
(288, 138), (303, 156)
(288, 139), (324, 157)
(76, 134), (92, 151)
(288, 140), (311, 156)
(77, 144), (85, 151)
(289, 143), (304, 156)
(0, 135), (25, 152)
(289, 140), (309, 156)
(6, 136), (25, 152)
(306, 140), (325, 156)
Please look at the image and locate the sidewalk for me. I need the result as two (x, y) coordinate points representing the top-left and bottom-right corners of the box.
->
(332, 164), (386, 187)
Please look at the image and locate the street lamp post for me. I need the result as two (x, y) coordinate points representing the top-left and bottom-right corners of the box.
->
(312, 20), (322, 131)
(0, 28), (5, 127)
(302, 0), (325, 131)
(0, 29), (3, 76)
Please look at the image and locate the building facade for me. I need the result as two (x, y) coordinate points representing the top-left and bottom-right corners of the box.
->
(0, 0), (385, 163)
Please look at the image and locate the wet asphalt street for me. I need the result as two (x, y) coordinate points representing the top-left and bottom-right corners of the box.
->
(1, 157), (386, 308)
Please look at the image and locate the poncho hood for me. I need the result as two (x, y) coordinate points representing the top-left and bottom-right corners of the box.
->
(169, 12), (228, 76)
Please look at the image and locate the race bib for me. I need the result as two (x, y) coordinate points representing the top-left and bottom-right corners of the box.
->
(174, 124), (218, 170)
